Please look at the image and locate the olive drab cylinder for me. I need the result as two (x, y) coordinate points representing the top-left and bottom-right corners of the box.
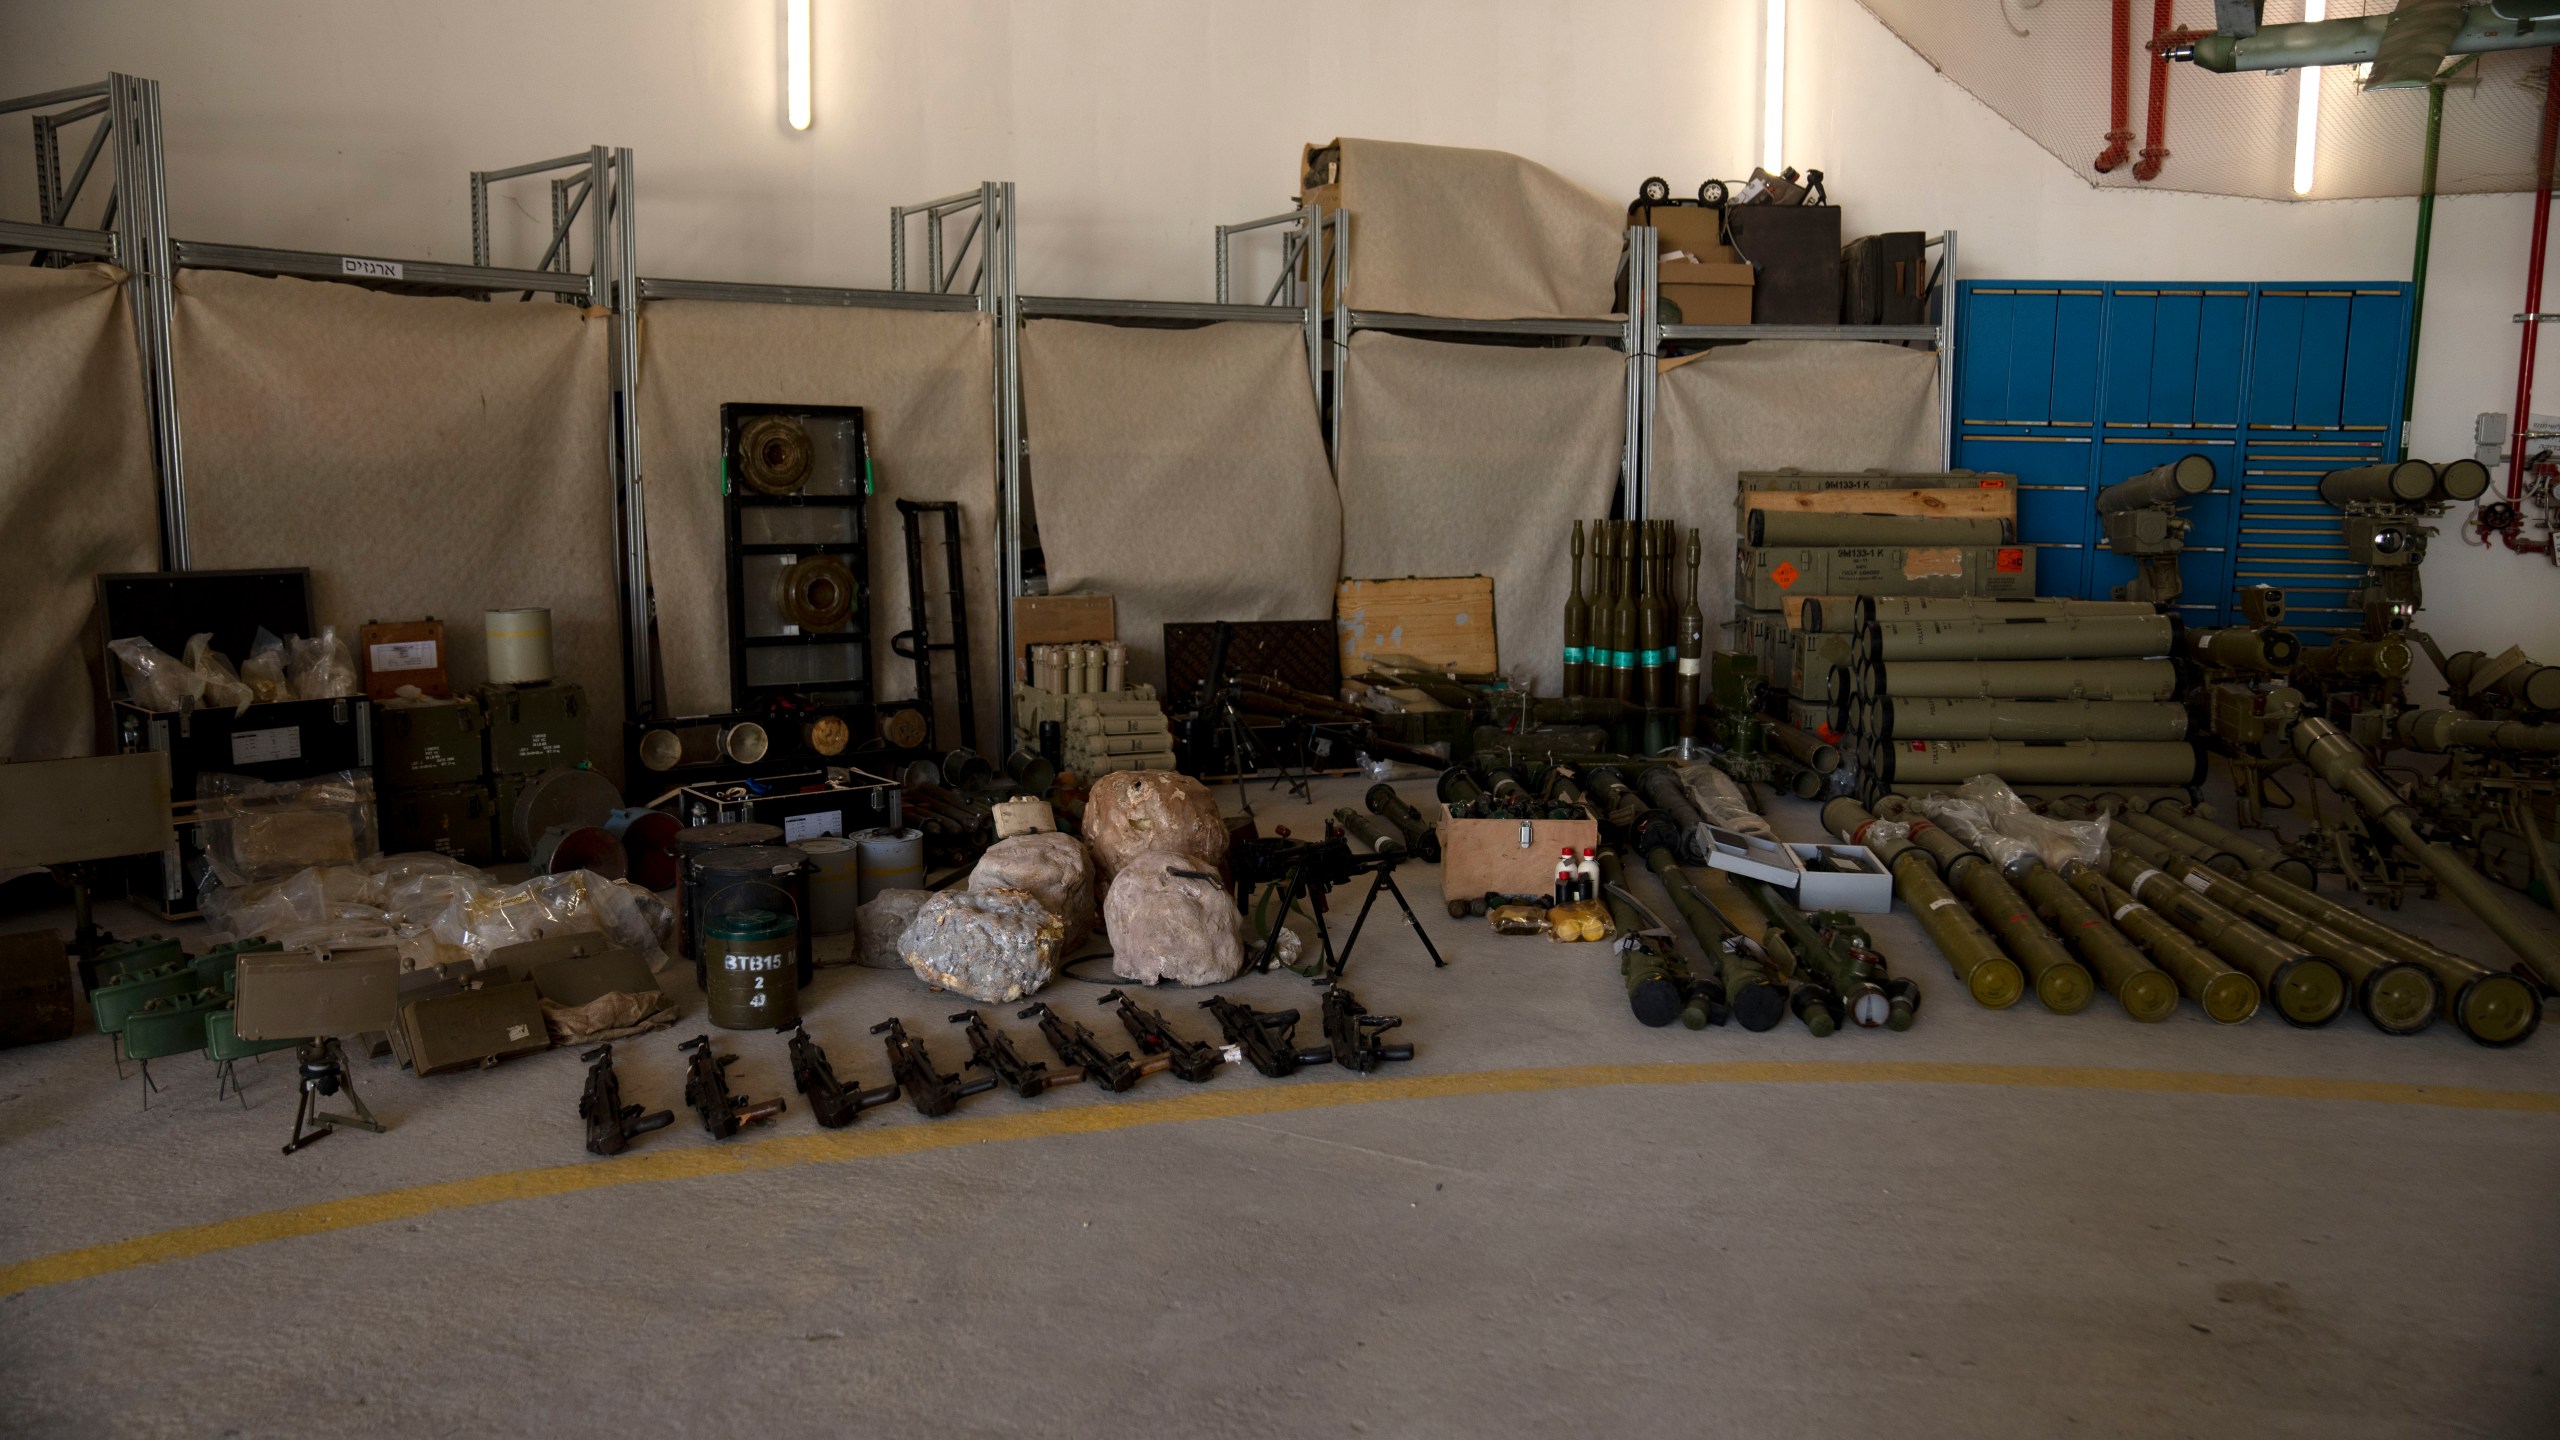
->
(2066, 867), (2259, 1024)
(1865, 657), (2180, 703)
(1610, 522), (1638, 704)
(2099, 837), (2346, 1028)
(1862, 614), (2177, 664)
(2431, 457), (2492, 503)
(1746, 511), (2013, 548)
(1879, 739), (2202, 788)
(2295, 636), (2413, 679)
(1332, 808), (1403, 855)
(1852, 595), (2158, 625)
(1564, 520), (1591, 698)
(1646, 848), (1787, 1032)
(1878, 804), (2091, 1014)
(1873, 696), (2189, 743)
(706, 910), (800, 1030)
(2114, 808), (2245, 876)
(1820, 796), (1922, 872)
(1676, 529), (1706, 737)
(1638, 522), (1668, 709)
(1894, 849), (2026, 1009)
(2185, 627), (2301, 673)
(2445, 649), (2560, 710)
(2096, 453), (2216, 512)
(1767, 720), (1841, 773)
(2317, 460), (2435, 505)
(2292, 714), (2560, 992)
(2395, 708), (2560, 754)
(2144, 799), (2319, 889)
(2014, 863), (2180, 1022)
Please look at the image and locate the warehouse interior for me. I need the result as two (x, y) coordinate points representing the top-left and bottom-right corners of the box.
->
(3, 2), (2558, 1436)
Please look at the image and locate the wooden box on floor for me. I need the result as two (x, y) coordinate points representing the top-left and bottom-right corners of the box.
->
(1436, 804), (1598, 907)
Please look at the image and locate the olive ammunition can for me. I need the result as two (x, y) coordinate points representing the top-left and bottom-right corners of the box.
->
(706, 910), (799, 1031)
(1879, 739), (2202, 788)
(2067, 867), (2258, 1024)
(1867, 657), (2180, 703)
(375, 696), (488, 790)
(2185, 627), (2299, 674)
(2145, 800), (2318, 889)
(1893, 849), (2025, 1008)
(2100, 841), (2345, 1028)
(1863, 613), (2176, 664)
(479, 681), (589, 775)
(1746, 511), (2012, 548)
(2317, 460), (2435, 505)
(2096, 454), (2216, 512)
(1875, 696), (2188, 743)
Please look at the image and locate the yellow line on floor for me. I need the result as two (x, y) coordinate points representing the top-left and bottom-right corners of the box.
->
(5, 1059), (2553, 1299)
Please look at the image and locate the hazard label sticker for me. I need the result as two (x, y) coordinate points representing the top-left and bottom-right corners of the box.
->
(1770, 561), (1800, 590)
(1996, 547), (2026, 572)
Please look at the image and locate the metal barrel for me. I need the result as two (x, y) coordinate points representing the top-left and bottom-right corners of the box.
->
(2107, 825), (2440, 1036)
(1747, 510), (2012, 548)
(1867, 657), (2181, 702)
(2211, 861), (2546, 1048)
(1853, 596), (2158, 625)
(2430, 457), (2492, 504)
(1863, 614), (2177, 664)
(2395, 708), (2560, 754)
(2066, 866), (2259, 1023)
(850, 827), (924, 904)
(2317, 460), (2435, 505)
(795, 836), (864, 935)
(1882, 805), (2091, 1013)
(2292, 715), (2560, 993)
(2096, 454), (2216, 512)
(705, 910), (800, 1031)
(2012, 864), (2181, 1022)
(1332, 808), (1404, 855)
(1874, 696), (2189, 742)
(2296, 636), (2413, 679)
(2099, 839), (2346, 1027)
(2115, 808), (2244, 876)
(1821, 795), (1924, 872)
(2145, 799), (2319, 889)
(1880, 739), (2203, 788)
(1645, 847), (1787, 1032)
(1893, 849), (2025, 1009)
(1768, 719), (1841, 773)
(2184, 626), (2300, 673)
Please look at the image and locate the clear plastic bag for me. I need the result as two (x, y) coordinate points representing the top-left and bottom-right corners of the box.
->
(197, 854), (672, 973)
(1674, 762), (1772, 839)
(1488, 903), (1549, 935)
(107, 636), (204, 711)
(241, 628), (291, 704)
(1957, 775), (2108, 874)
(1543, 897), (1615, 943)
(1915, 794), (2036, 875)
(288, 625), (359, 699)
(196, 770), (380, 889)
(185, 633), (255, 715)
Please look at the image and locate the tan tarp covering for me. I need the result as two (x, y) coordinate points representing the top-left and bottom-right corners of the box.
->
(638, 302), (997, 745)
(1337, 332), (1625, 695)
(1022, 320), (1340, 692)
(175, 271), (623, 775)
(1314, 137), (1626, 321)
(1653, 340), (1943, 632)
(0, 266), (160, 761)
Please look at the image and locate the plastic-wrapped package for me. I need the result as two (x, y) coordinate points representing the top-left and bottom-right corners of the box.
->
(1102, 849), (1245, 986)
(1241, 885), (1313, 974)
(1082, 770), (1228, 888)
(183, 634), (256, 714)
(1674, 762), (1773, 840)
(1915, 794), (2036, 875)
(899, 886), (1065, 1002)
(1488, 904), (1549, 935)
(196, 853), (673, 973)
(855, 888), (932, 969)
(1956, 774), (2108, 874)
(1544, 897), (1614, 943)
(968, 832), (1098, 952)
(106, 636), (205, 711)
(288, 625), (360, 699)
(196, 770), (379, 889)
(241, 628), (291, 703)
(1860, 819), (1912, 850)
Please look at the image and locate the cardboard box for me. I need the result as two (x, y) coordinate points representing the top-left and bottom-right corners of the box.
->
(359, 619), (449, 701)
(1437, 803), (1599, 907)
(1631, 201), (1730, 263)
(1786, 843), (1894, 913)
(1014, 593), (1117, 673)
(1659, 258), (1755, 326)
(1337, 575), (1499, 676)
(1702, 826), (1803, 886)
(1737, 546), (2035, 611)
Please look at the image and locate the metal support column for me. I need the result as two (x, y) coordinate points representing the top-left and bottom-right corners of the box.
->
(1932, 229), (1959, 469)
(1625, 225), (1658, 520)
(1328, 210), (1349, 466)
(991, 183), (1024, 746)
(611, 147), (649, 718)
(108, 74), (185, 569)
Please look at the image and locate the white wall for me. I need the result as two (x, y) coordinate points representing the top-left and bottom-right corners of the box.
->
(4, 0), (2554, 658)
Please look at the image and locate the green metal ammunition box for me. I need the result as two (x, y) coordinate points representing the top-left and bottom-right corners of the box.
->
(379, 783), (499, 865)
(480, 682), (590, 776)
(1737, 545), (2035, 611)
(375, 696), (488, 790)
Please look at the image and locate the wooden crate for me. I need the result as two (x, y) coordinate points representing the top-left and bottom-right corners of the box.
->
(1337, 576), (1498, 677)
(1436, 803), (1599, 906)
(1739, 485), (2015, 523)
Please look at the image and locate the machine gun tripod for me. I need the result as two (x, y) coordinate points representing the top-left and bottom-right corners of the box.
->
(1231, 831), (1446, 980)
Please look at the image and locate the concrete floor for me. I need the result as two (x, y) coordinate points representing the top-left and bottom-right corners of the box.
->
(3, 773), (2556, 1439)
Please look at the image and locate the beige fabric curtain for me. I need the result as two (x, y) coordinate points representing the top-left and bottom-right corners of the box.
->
(1317, 137), (1626, 321)
(1336, 333), (1627, 695)
(1021, 320), (1340, 692)
(175, 270), (623, 773)
(0, 266), (160, 761)
(637, 302), (997, 745)
(1653, 341), (1944, 632)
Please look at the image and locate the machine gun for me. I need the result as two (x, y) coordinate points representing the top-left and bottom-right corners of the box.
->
(786, 1023), (900, 1128)
(948, 1008), (1082, 1098)
(1229, 830), (1445, 978)
(1320, 987), (1415, 1073)
(1098, 989), (1227, 1083)
(1198, 995), (1334, 1078)
(282, 1037), (386, 1156)
(870, 1017), (999, 1117)
(2097, 454), (2215, 606)
(1018, 1001), (1156, 1092)
(677, 1034), (787, 1139)
(578, 1043), (674, 1156)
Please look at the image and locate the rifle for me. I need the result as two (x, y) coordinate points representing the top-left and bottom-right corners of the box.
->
(786, 1023), (900, 1128)
(579, 1044), (675, 1156)
(1098, 989), (1226, 1083)
(1320, 987), (1415, 1073)
(677, 1034), (787, 1139)
(1197, 995), (1333, 1078)
(949, 1008), (1082, 1098)
(1018, 1001), (1161, 1092)
(870, 1017), (1000, 1117)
